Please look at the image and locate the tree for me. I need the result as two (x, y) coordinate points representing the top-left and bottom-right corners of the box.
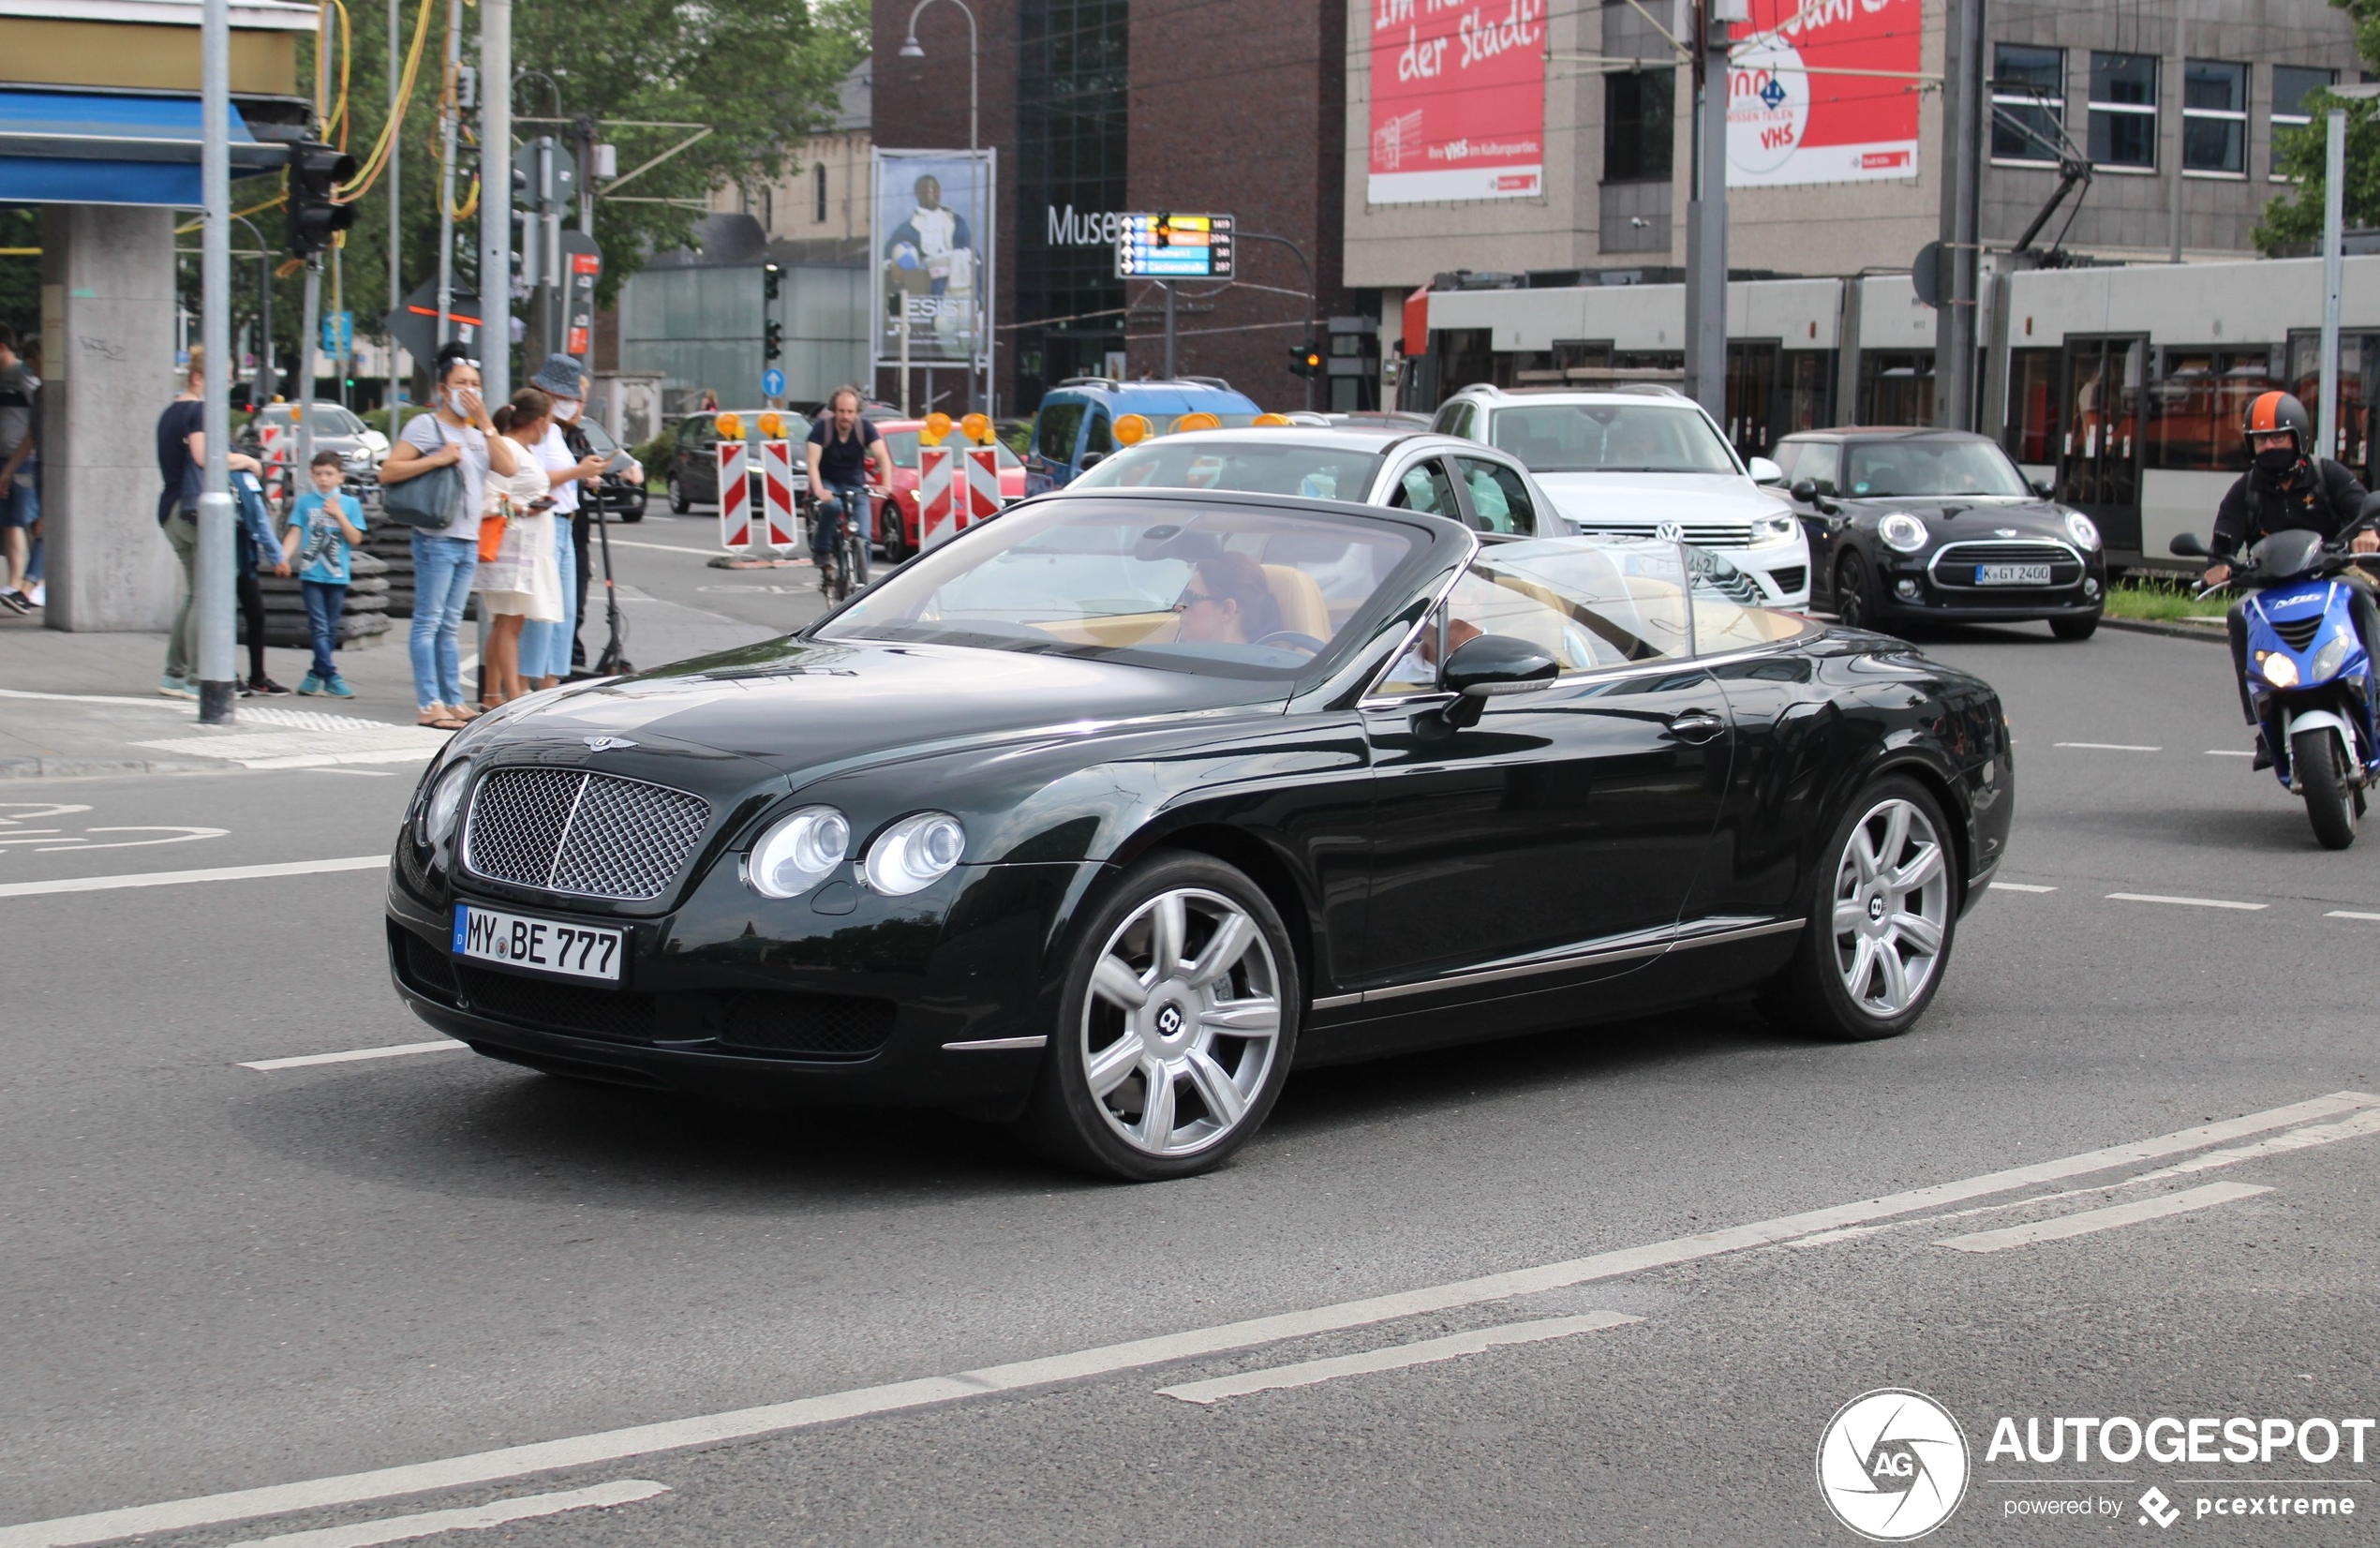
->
(2258, 0), (2380, 252)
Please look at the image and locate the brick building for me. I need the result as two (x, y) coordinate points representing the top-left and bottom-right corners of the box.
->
(870, 0), (1355, 414)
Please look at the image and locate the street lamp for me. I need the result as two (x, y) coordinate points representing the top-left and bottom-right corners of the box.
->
(900, 0), (985, 412)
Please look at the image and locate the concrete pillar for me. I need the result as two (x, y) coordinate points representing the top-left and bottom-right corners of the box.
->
(40, 204), (181, 633)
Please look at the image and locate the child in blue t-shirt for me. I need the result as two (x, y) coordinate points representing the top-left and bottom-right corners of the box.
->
(282, 451), (367, 696)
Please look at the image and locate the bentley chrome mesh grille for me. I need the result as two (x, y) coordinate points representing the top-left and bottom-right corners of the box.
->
(463, 767), (711, 901)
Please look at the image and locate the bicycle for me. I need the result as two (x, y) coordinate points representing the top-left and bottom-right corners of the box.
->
(814, 489), (875, 603)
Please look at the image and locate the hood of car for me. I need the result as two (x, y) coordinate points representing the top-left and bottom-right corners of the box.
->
(458, 634), (1291, 796)
(1838, 494), (2073, 533)
(1530, 472), (1767, 527)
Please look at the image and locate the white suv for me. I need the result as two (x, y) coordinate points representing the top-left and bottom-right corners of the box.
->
(1433, 384), (1812, 607)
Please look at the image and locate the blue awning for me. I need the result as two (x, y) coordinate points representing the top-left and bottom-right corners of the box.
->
(0, 89), (283, 207)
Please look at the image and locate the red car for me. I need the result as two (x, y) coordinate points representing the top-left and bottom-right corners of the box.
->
(868, 418), (1028, 561)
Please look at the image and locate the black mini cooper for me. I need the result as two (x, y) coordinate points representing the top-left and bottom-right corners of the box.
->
(1771, 429), (2108, 640)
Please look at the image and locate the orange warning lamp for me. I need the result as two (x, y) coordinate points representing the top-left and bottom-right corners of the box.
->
(960, 412), (992, 445)
(715, 412), (744, 440)
(758, 411), (784, 439)
(1114, 413), (1152, 446)
(1171, 411), (1222, 434)
(1252, 412), (1294, 427)
(922, 411), (953, 447)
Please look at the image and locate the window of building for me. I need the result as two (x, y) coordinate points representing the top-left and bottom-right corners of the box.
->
(2272, 66), (2338, 180)
(2181, 60), (2247, 175)
(1991, 45), (2065, 163)
(2089, 52), (2159, 170)
(2004, 349), (2060, 466)
(814, 162), (828, 223)
(1017, 0), (1129, 404)
(1604, 69), (1674, 183)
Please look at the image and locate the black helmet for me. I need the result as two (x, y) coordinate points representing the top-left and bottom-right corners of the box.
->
(2242, 390), (2313, 457)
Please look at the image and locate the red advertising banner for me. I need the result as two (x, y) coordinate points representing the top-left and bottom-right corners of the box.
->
(1366, 0), (1546, 204)
(1727, 0), (1923, 187)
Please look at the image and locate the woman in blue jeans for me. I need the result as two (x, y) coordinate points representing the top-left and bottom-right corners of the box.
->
(378, 346), (518, 730)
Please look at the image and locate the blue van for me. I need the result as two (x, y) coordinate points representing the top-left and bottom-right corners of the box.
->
(1025, 377), (1263, 491)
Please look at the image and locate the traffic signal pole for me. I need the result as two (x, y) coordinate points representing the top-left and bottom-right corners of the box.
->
(479, 0), (511, 403)
(198, 0), (236, 722)
(1683, 0), (1739, 424)
(299, 1), (330, 473)
(1164, 282), (1176, 380)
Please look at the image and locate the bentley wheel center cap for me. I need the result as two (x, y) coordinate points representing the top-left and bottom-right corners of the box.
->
(1155, 1003), (1186, 1039)
(1867, 895), (1886, 922)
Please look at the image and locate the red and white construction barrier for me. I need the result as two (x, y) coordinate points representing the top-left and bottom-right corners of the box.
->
(918, 443), (959, 550)
(717, 438), (751, 550)
(259, 420), (289, 513)
(759, 439), (799, 549)
(964, 444), (1004, 523)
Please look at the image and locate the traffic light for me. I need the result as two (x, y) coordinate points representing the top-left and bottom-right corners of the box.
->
(285, 141), (357, 258)
(764, 320), (784, 362)
(762, 260), (782, 301)
(1287, 340), (1321, 378)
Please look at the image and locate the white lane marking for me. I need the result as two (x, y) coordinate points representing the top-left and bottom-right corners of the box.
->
(4, 1092), (2367, 1548)
(216, 1481), (669, 1548)
(1934, 1181), (2272, 1255)
(2206, 749), (2256, 757)
(2129, 1106), (2380, 1183)
(0, 688), (190, 710)
(2327, 910), (2380, 921)
(2055, 742), (2163, 752)
(0, 856), (386, 900)
(2106, 892), (2268, 911)
(34, 826), (227, 853)
(303, 768), (398, 777)
(1988, 882), (2058, 893)
(602, 539), (718, 556)
(1155, 1312), (1643, 1406)
(242, 1041), (466, 1072)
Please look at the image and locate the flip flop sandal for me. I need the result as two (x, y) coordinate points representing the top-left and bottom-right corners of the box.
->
(417, 710), (468, 731)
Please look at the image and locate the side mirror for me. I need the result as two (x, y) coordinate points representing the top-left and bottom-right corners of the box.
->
(2169, 532), (2209, 558)
(1078, 452), (1105, 471)
(2030, 478), (2055, 499)
(1748, 456), (1785, 485)
(1790, 478), (1819, 505)
(1431, 633), (1558, 730)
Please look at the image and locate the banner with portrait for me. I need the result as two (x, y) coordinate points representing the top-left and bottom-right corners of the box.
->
(871, 147), (996, 370)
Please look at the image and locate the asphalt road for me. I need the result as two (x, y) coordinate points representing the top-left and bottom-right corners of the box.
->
(5, 605), (2379, 1548)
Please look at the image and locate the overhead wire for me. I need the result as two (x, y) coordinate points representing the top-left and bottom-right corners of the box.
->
(337, 0), (433, 201)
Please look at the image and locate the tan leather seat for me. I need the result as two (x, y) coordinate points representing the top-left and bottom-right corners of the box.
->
(1261, 564), (1331, 638)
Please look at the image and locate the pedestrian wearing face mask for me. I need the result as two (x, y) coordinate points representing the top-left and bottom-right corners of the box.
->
(378, 342), (519, 730)
(520, 355), (607, 689)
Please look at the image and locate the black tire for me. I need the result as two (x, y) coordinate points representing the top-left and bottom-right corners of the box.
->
(1835, 551), (1879, 632)
(2049, 612), (2100, 641)
(667, 474), (691, 515)
(879, 507), (911, 564)
(620, 486), (647, 524)
(2294, 726), (2360, 850)
(1759, 776), (1959, 1042)
(1011, 851), (1301, 1182)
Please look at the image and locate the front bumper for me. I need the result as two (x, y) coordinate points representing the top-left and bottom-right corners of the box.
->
(1714, 540), (1811, 607)
(1873, 544), (2108, 624)
(385, 851), (1099, 1115)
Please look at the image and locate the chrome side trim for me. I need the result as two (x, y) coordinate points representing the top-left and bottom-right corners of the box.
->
(1350, 915), (1805, 1007)
(1308, 991), (1364, 1011)
(942, 1034), (1049, 1051)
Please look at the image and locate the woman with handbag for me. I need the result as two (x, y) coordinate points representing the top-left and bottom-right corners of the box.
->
(473, 390), (566, 707)
(378, 344), (518, 730)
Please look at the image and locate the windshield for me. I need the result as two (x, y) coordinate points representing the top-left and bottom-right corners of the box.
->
(817, 499), (1426, 679)
(266, 404), (367, 436)
(881, 430), (1023, 471)
(1490, 404), (1738, 475)
(1842, 439), (2031, 498)
(577, 419), (617, 453)
(1070, 438), (1386, 500)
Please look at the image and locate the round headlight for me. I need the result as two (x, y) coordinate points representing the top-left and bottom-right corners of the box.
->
(748, 805), (850, 899)
(2065, 510), (2102, 550)
(421, 759), (471, 845)
(2260, 650), (2300, 689)
(863, 811), (966, 896)
(1878, 513), (1928, 554)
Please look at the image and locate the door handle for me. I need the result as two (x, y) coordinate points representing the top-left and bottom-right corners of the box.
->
(1664, 709), (1727, 745)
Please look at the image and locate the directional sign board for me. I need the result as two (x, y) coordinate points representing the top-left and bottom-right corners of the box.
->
(1115, 213), (1235, 280)
(761, 366), (785, 399)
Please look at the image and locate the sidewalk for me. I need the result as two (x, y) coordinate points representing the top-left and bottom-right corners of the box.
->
(0, 582), (772, 777)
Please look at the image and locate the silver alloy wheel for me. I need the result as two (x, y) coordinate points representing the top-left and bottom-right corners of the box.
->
(1829, 796), (1951, 1018)
(1081, 886), (1282, 1158)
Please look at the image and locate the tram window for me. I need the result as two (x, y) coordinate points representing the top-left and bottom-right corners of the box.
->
(1858, 352), (1935, 428)
(2004, 350), (2060, 466)
(2289, 331), (2380, 476)
(1992, 46), (2066, 163)
(2090, 52), (2160, 170)
(2146, 348), (2271, 471)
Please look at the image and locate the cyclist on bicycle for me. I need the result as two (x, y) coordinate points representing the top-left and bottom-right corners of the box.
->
(805, 386), (889, 586)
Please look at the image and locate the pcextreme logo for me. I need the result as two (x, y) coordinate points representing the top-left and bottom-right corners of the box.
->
(1817, 1389), (1971, 1541)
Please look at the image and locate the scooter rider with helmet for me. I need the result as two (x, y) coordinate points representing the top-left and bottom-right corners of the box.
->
(2203, 389), (2380, 766)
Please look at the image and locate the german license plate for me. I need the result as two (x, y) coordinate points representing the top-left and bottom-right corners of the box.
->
(1975, 562), (2053, 586)
(453, 903), (623, 982)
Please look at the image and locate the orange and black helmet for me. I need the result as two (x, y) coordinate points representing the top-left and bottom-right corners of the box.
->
(2243, 390), (2312, 454)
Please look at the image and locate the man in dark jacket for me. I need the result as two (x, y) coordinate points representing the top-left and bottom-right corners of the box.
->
(2203, 390), (2380, 760)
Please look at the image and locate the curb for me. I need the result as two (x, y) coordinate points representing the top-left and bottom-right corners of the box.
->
(2099, 616), (2228, 644)
(0, 756), (228, 780)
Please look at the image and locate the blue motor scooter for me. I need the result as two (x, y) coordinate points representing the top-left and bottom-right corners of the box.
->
(2173, 526), (2380, 849)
